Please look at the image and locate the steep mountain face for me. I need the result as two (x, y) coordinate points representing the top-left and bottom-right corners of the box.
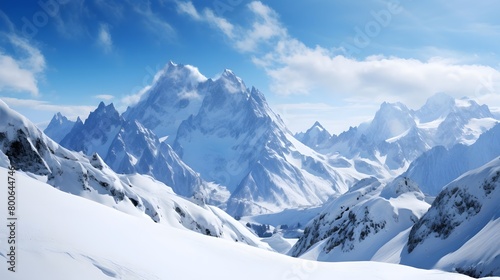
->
(172, 69), (358, 216)
(295, 121), (332, 150)
(402, 157), (500, 277)
(300, 93), (498, 179)
(123, 61), (208, 143)
(58, 102), (213, 202)
(290, 177), (429, 261)
(404, 123), (500, 195)
(61, 102), (122, 157)
(0, 99), (268, 247)
(43, 112), (76, 142)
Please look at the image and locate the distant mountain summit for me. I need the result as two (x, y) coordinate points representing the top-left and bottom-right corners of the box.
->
(295, 121), (332, 150)
(298, 93), (498, 178)
(404, 123), (500, 195)
(44, 112), (76, 143)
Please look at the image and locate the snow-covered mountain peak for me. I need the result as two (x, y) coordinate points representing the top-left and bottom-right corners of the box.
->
(216, 68), (247, 94)
(93, 102), (119, 119)
(60, 102), (123, 157)
(296, 121), (332, 150)
(313, 121), (326, 130)
(53, 112), (67, 123)
(366, 101), (416, 142)
(163, 61), (208, 86)
(44, 112), (76, 143)
(123, 62), (209, 139)
(416, 92), (455, 123)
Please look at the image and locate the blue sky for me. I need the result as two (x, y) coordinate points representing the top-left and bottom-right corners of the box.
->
(1, 0), (500, 134)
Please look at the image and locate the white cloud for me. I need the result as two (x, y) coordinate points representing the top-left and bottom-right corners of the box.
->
(97, 23), (113, 53)
(177, 1), (234, 38)
(234, 1), (286, 52)
(265, 49), (500, 107)
(93, 94), (115, 101)
(179, 1), (500, 111)
(0, 35), (46, 96)
(177, 1), (284, 52)
(176, 1), (201, 20)
(1, 97), (95, 119)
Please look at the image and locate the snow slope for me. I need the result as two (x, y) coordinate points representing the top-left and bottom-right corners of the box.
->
(403, 157), (500, 277)
(0, 169), (486, 280)
(290, 177), (430, 262)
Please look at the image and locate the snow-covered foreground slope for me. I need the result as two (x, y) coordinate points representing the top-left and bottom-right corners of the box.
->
(0, 170), (487, 280)
(290, 157), (500, 277)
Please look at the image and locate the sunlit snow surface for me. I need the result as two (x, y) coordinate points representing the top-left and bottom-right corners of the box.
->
(0, 169), (489, 280)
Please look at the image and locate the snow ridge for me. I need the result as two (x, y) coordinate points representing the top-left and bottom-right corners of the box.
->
(403, 157), (500, 277)
(0, 99), (266, 247)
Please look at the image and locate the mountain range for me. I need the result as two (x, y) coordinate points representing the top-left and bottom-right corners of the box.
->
(297, 93), (498, 177)
(47, 62), (363, 217)
(0, 99), (268, 248)
(15, 60), (499, 278)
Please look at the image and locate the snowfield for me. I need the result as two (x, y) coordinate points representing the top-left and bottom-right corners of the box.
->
(0, 169), (492, 280)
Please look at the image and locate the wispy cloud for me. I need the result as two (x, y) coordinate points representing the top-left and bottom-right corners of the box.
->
(97, 23), (113, 53)
(178, 1), (500, 109)
(234, 1), (286, 52)
(93, 94), (115, 101)
(94, 0), (125, 20)
(176, 1), (201, 21)
(176, 1), (284, 52)
(177, 1), (234, 38)
(131, 0), (175, 41)
(1, 97), (95, 119)
(0, 33), (46, 96)
(53, 0), (90, 39)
